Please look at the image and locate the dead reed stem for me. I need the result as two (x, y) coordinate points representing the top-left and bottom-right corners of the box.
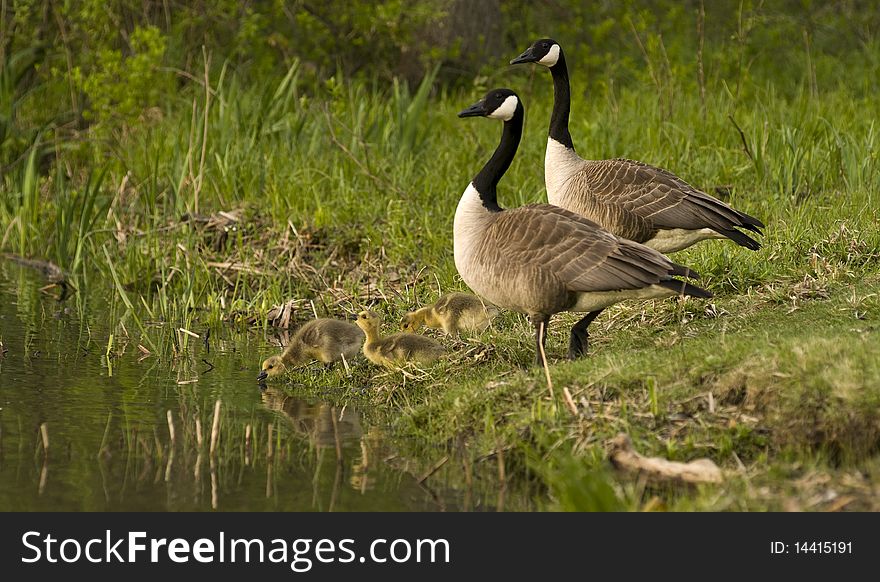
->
(209, 400), (221, 457)
(245, 424), (252, 466)
(40, 423), (49, 457)
(166, 410), (176, 445)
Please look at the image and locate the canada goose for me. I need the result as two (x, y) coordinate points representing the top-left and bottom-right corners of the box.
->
(510, 39), (764, 253)
(354, 310), (445, 368)
(400, 292), (498, 336)
(258, 318), (364, 380)
(455, 88), (712, 366)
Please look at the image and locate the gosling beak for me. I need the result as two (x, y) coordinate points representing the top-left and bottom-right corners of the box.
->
(257, 370), (268, 382)
(458, 100), (488, 118)
(510, 48), (538, 65)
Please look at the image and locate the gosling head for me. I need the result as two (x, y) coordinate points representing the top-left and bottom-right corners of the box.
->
(400, 311), (421, 333)
(458, 88), (520, 122)
(510, 38), (561, 68)
(258, 355), (285, 381)
(354, 310), (381, 333)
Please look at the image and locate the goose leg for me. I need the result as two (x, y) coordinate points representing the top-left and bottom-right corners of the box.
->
(568, 309), (604, 360)
(531, 314), (551, 368)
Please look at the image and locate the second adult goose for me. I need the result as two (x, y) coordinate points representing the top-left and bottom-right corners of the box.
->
(510, 38), (765, 253)
(455, 88), (711, 366)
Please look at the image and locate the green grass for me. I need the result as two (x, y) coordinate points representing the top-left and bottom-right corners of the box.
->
(2, 55), (880, 510)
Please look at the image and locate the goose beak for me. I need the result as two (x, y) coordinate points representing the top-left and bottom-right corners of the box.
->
(458, 100), (488, 118)
(510, 48), (537, 65)
(257, 370), (268, 381)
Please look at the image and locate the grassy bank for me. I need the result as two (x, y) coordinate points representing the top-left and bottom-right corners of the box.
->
(3, 53), (880, 509)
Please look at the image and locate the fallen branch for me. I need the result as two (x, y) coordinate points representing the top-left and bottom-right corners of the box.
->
(608, 433), (723, 485)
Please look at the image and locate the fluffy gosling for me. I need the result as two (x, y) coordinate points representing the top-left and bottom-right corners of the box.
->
(355, 310), (445, 369)
(258, 318), (364, 380)
(400, 292), (498, 336)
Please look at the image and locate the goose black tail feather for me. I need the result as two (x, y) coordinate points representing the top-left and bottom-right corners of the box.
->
(717, 227), (761, 251)
(669, 263), (701, 279)
(736, 209), (765, 231)
(659, 279), (713, 299)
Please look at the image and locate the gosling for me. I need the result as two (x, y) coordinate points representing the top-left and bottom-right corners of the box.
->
(355, 310), (445, 369)
(258, 318), (364, 380)
(400, 292), (498, 336)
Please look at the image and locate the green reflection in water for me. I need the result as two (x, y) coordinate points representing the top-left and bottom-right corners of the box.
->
(0, 265), (525, 511)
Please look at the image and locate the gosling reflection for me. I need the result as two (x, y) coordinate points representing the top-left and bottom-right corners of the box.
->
(260, 387), (363, 447)
(259, 387), (376, 496)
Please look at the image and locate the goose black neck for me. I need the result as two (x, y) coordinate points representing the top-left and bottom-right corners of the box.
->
(472, 103), (523, 211)
(549, 52), (574, 150)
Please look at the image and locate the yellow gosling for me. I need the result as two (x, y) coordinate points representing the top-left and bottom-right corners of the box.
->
(400, 292), (498, 336)
(355, 310), (445, 369)
(259, 318), (364, 380)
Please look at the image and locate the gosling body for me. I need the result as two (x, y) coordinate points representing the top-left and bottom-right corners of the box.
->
(401, 292), (498, 335)
(259, 318), (364, 380)
(355, 310), (445, 368)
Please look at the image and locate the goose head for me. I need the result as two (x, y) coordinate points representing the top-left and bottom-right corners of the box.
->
(354, 309), (381, 334)
(510, 38), (561, 68)
(400, 311), (422, 332)
(258, 355), (286, 380)
(458, 88), (521, 122)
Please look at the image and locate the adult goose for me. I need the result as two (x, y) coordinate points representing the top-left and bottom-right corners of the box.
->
(510, 39), (764, 253)
(454, 88), (711, 366)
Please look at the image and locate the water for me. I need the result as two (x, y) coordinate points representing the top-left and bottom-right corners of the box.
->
(0, 264), (524, 511)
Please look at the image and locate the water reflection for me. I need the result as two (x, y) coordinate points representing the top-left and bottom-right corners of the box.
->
(0, 264), (531, 511)
(260, 387), (383, 506)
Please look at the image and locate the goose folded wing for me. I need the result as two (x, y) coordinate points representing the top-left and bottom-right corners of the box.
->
(487, 204), (677, 293)
(587, 158), (764, 233)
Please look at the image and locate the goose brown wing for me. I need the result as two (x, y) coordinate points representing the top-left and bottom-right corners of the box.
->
(584, 158), (764, 233)
(488, 204), (678, 293)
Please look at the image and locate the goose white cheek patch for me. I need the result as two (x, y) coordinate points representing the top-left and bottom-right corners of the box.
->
(487, 96), (519, 121)
(538, 44), (560, 67)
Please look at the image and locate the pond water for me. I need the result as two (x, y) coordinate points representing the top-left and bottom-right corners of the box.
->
(0, 264), (524, 511)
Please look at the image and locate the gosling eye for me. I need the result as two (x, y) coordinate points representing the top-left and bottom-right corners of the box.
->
(268, 364), (274, 369)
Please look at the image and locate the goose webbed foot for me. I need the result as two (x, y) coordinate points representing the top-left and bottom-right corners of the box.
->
(567, 309), (604, 361)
